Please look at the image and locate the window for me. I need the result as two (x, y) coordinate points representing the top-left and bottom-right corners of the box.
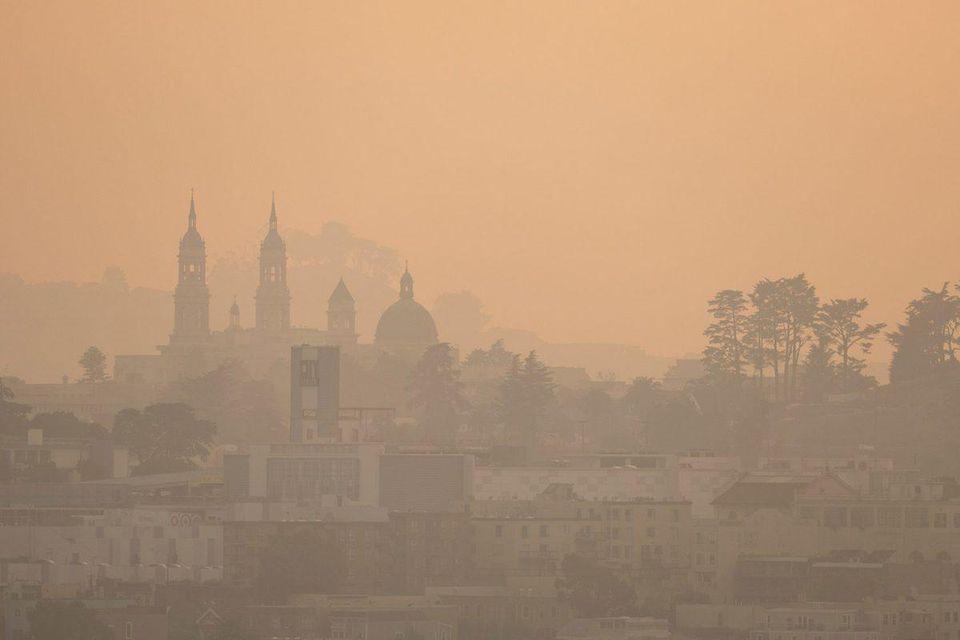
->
(495, 525), (502, 538)
(646, 527), (656, 539)
(540, 525), (549, 537)
(299, 360), (319, 386)
(906, 508), (930, 528)
(878, 507), (902, 528)
(521, 526), (528, 539)
(850, 507), (875, 528)
(125, 621), (134, 640)
(823, 506), (848, 528)
(935, 513), (948, 528)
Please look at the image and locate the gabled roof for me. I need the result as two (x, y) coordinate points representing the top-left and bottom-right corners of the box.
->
(713, 479), (807, 508)
(712, 472), (857, 508)
(329, 277), (354, 304)
(195, 607), (224, 627)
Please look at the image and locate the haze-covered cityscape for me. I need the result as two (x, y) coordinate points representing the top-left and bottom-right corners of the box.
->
(3, 3), (960, 640)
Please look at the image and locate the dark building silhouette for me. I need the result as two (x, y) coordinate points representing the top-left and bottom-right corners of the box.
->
(172, 192), (210, 342)
(255, 193), (291, 333)
(327, 277), (358, 347)
(290, 344), (341, 442)
(116, 194), (439, 386)
(374, 264), (438, 357)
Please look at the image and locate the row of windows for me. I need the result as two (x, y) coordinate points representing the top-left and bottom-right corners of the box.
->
(805, 505), (960, 529)
(586, 506), (683, 522)
(604, 525), (681, 540)
(495, 523), (562, 538)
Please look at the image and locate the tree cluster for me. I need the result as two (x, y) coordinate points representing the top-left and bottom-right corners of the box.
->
(703, 275), (883, 403)
(406, 342), (558, 448)
(888, 283), (960, 383)
(113, 403), (216, 475)
(162, 360), (283, 444)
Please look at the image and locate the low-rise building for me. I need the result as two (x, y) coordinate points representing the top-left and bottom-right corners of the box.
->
(558, 616), (671, 640)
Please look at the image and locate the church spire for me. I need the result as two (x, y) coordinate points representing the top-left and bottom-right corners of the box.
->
(188, 189), (197, 229)
(269, 191), (277, 231)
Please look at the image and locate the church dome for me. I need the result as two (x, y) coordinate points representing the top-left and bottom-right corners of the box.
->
(375, 298), (438, 346)
(374, 266), (438, 347)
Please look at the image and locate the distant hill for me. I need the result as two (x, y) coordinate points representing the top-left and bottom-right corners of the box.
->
(0, 271), (170, 382)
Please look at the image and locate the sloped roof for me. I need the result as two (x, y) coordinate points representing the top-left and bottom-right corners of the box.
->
(712, 475), (811, 508)
(713, 482), (805, 508)
(713, 472), (857, 508)
(329, 277), (354, 304)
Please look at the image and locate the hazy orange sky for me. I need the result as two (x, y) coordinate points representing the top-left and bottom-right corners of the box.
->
(2, 1), (959, 357)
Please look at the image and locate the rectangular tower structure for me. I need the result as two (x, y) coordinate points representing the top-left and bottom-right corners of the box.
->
(290, 344), (340, 442)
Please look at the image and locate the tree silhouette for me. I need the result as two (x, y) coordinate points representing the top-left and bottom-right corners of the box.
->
(78, 346), (109, 382)
(801, 338), (835, 403)
(113, 403), (216, 475)
(30, 411), (106, 438)
(815, 298), (884, 391)
(163, 360), (282, 443)
(703, 289), (749, 385)
(621, 376), (661, 418)
(889, 284), (960, 383)
(0, 379), (31, 434)
(495, 351), (555, 447)
(407, 343), (468, 444)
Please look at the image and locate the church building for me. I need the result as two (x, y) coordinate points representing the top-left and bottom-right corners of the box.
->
(115, 194), (438, 386)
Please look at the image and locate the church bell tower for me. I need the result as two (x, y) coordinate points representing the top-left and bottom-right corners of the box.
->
(255, 193), (291, 332)
(327, 277), (357, 346)
(172, 191), (210, 341)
